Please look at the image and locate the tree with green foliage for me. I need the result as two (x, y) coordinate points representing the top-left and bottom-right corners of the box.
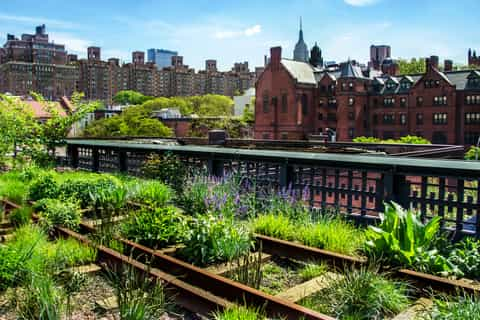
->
(83, 104), (172, 138)
(142, 97), (194, 115)
(187, 94), (234, 116)
(113, 90), (153, 105)
(398, 58), (426, 75)
(242, 97), (255, 124)
(0, 94), (40, 167)
(32, 92), (100, 159)
(465, 146), (480, 160)
(353, 135), (431, 144)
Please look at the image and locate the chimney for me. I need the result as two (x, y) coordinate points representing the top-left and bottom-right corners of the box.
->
(270, 47), (282, 70)
(444, 59), (453, 72)
(430, 55), (439, 69)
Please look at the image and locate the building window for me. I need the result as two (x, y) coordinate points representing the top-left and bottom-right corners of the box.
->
(348, 128), (355, 138)
(433, 96), (447, 105)
(348, 97), (355, 106)
(341, 82), (347, 91)
(433, 113), (448, 125)
(400, 97), (407, 107)
(383, 131), (394, 140)
(383, 113), (395, 124)
(327, 113), (337, 121)
(400, 114), (407, 125)
(416, 113), (424, 125)
(319, 99), (324, 107)
(281, 132), (288, 140)
(318, 113), (323, 120)
(400, 82), (411, 90)
(348, 112), (354, 120)
(301, 94), (308, 115)
(328, 98), (337, 107)
(349, 82), (354, 91)
(373, 114), (378, 124)
(281, 93), (288, 113)
(416, 96), (423, 107)
(262, 133), (270, 139)
(466, 95), (480, 105)
(432, 131), (447, 144)
(465, 112), (480, 124)
(465, 132), (480, 145)
(373, 98), (378, 108)
(386, 81), (396, 90)
(383, 98), (395, 107)
(262, 93), (269, 113)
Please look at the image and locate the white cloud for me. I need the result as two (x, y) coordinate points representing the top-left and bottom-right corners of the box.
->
(49, 32), (92, 55)
(344, 0), (379, 6)
(0, 14), (78, 29)
(214, 24), (262, 39)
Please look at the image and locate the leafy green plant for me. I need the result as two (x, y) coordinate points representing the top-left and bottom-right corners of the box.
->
(465, 146), (480, 160)
(28, 173), (60, 201)
(9, 206), (33, 227)
(365, 202), (444, 268)
(179, 214), (253, 266)
(89, 184), (128, 217)
(35, 198), (82, 231)
(121, 206), (188, 248)
(213, 305), (266, 320)
(301, 267), (411, 319)
(59, 175), (122, 208)
(447, 237), (480, 279)
(141, 152), (187, 194)
(130, 180), (173, 207)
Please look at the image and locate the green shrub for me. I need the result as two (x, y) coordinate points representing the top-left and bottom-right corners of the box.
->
(141, 152), (187, 194)
(465, 146), (480, 160)
(35, 198), (82, 231)
(121, 206), (188, 248)
(9, 206), (32, 227)
(42, 237), (97, 270)
(0, 171), (29, 204)
(59, 175), (122, 208)
(29, 173), (59, 201)
(302, 268), (411, 319)
(131, 180), (173, 207)
(179, 214), (253, 266)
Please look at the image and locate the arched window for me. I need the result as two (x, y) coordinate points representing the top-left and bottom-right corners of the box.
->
(262, 92), (269, 113)
(301, 94), (308, 115)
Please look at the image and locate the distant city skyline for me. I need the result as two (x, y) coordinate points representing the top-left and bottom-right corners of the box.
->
(1, 0), (479, 70)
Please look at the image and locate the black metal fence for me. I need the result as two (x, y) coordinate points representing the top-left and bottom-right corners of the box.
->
(64, 139), (480, 237)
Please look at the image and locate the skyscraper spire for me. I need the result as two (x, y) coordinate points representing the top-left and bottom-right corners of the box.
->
(293, 17), (309, 62)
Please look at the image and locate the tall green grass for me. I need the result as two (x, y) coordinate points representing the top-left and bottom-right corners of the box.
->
(213, 305), (266, 320)
(423, 294), (480, 320)
(253, 213), (365, 256)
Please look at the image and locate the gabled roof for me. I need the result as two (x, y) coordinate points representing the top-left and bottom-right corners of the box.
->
(467, 70), (480, 79)
(23, 100), (67, 119)
(400, 75), (414, 83)
(386, 76), (399, 84)
(280, 59), (317, 85)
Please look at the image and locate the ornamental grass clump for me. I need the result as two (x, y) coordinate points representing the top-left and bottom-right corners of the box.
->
(423, 293), (480, 320)
(302, 267), (411, 319)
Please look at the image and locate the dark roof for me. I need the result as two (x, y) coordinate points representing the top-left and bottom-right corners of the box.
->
(339, 61), (365, 79)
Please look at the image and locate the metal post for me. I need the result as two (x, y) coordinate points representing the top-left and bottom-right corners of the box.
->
(119, 150), (128, 173)
(92, 147), (100, 172)
(67, 145), (79, 168)
(279, 162), (294, 188)
(208, 158), (224, 177)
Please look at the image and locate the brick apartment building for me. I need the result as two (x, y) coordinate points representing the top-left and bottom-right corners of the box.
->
(0, 25), (256, 104)
(255, 46), (480, 145)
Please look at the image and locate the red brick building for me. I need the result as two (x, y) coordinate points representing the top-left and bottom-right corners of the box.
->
(255, 47), (480, 145)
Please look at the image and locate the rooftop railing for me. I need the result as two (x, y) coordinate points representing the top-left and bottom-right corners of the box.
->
(64, 139), (480, 237)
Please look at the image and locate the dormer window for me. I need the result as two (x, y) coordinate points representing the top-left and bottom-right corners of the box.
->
(400, 82), (411, 90)
(386, 81), (396, 90)
(348, 97), (355, 106)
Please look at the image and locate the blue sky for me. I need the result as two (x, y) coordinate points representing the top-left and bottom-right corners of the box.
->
(1, 0), (478, 70)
